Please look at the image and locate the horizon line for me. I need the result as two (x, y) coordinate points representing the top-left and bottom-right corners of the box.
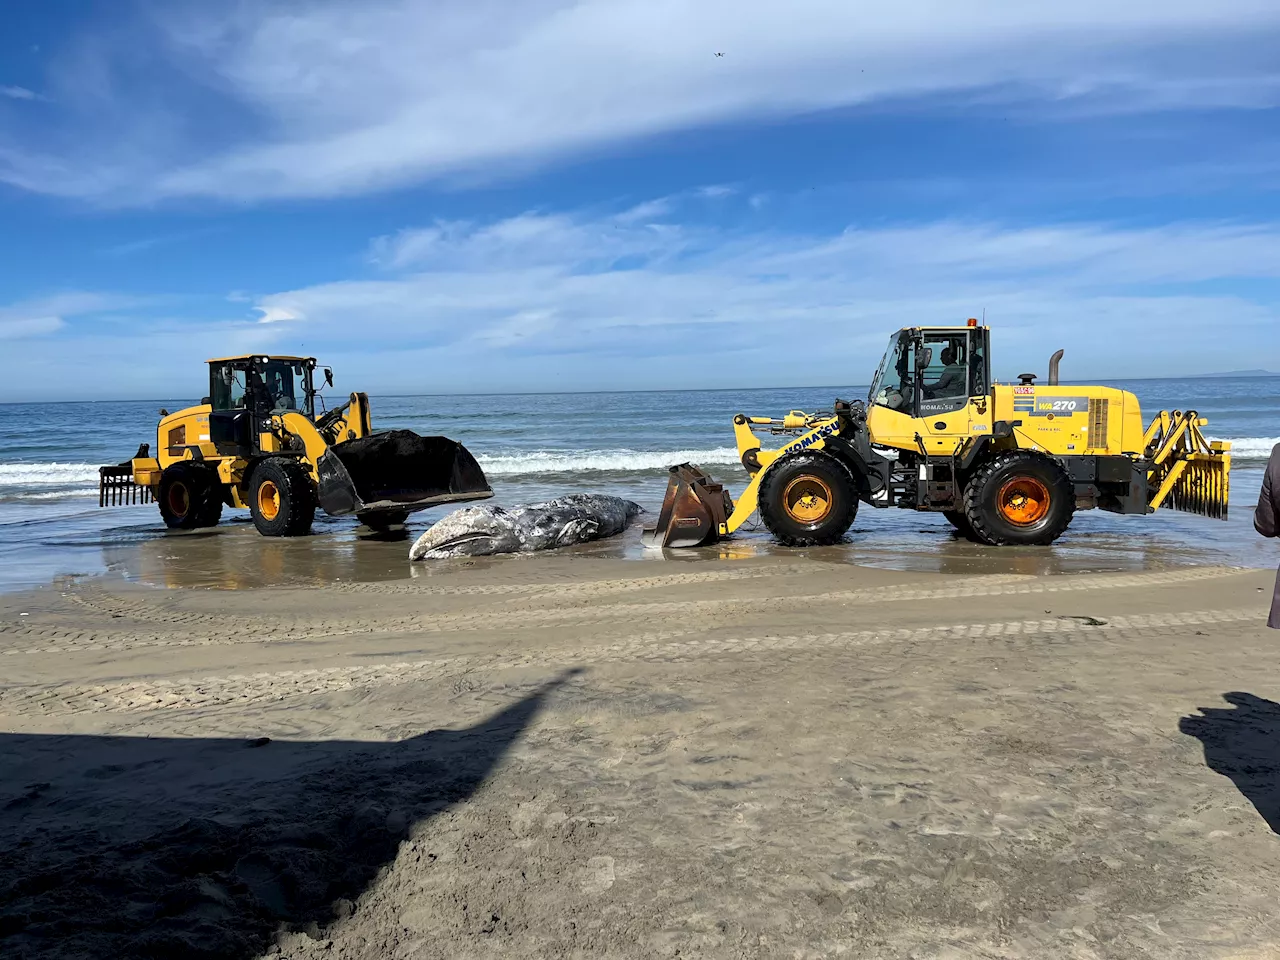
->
(0, 372), (1275, 407)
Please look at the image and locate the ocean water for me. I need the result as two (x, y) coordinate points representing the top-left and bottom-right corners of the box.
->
(0, 379), (1275, 591)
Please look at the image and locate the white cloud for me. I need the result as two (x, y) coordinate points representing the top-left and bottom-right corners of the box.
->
(3, 0), (1278, 201)
(0, 86), (39, 101)
(255, 304), (303, 324)
(0, 316), (63, 339)
(244, 207), (1280, 389)
(0, 292), (146, 340)
(4, 209), (1278, 399)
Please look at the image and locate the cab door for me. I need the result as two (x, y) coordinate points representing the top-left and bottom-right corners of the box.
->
(915, 329), (992, 455)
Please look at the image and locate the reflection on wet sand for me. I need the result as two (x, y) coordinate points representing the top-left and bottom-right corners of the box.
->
(67, 464), (1274, 591)
(104, 520), (415, 590)
(109, 516), (1232, 592)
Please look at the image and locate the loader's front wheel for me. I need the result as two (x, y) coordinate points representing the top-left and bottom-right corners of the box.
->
(158, 462), (222, 530)
(963, 451), (1073, 546)
(758, 452), (858, 546)
(249, 457), (316, 537)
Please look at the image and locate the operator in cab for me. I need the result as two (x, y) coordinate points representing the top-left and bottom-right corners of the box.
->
(924, 346), (967, 399)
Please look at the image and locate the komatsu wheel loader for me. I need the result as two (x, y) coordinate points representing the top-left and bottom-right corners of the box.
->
(645, 322), (1231, 549)
(98, 355), (491, 537)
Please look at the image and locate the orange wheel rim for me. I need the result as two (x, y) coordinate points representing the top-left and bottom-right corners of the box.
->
(257, 480), (281, 521)
(782, 475), (833, 524)
(167, 483), (190, 517)
(997, 477), (1050, 526)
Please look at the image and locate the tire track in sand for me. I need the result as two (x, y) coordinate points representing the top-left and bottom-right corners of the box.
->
(0, 606), (1263, 717)
(0, 566), (1251, 658)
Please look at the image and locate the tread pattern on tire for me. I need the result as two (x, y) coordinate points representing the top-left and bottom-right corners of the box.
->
(249, 457), (316, 537)
(758, 452), (858, 547)
(963, 450), (1074, 546)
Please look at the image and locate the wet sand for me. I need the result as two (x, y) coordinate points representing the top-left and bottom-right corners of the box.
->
(2, 549), (1279, 959)
(0, 460), (1271, 594)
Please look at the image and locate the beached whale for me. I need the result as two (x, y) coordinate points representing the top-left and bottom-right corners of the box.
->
(409, 494), (643, 559)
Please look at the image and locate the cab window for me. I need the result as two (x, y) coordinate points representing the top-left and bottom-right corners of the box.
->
(919, 332), (970, 401)
(917, 332), (973, 417)
(870, 334), (915, 412)
(210, 364), (249, 410)
(210, 360), (312, 417)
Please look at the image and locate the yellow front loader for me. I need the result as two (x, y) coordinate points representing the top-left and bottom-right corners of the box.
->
(645, 323), (1231, 548)
(99, 355), (491, 536)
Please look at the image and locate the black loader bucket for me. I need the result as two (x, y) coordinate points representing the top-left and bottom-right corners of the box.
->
(316, 429), (492, 522)
(642, 463), (733, 548)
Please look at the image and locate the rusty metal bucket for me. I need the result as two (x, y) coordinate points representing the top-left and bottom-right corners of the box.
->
(642, 463), (733, 548)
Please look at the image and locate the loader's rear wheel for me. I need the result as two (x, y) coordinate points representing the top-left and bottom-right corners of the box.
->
(249, 458), (316, 537)
(963, 451), (1073, 546)
(158, 462), (222, 530)
(758, 452), (858, 546)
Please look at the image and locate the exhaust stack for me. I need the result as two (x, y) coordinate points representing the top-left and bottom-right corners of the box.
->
(1048, 349), (1065, 386)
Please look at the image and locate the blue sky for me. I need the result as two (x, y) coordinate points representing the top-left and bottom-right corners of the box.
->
(1, 0), (1279, 401)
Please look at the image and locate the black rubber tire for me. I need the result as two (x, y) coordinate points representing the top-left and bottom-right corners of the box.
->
(758, 452), (858, 546)
(248, 457), (316, 537)
(942, 509), (975, 539)
(158, 462), (222, 530)
(963, 451), (1074, 546)
(197, 492), (224, 528)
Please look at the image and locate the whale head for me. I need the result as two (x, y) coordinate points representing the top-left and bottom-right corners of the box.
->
(408, 506), (522, 559)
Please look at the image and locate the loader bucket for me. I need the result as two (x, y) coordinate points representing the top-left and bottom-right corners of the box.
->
(642, 463), (733, 549)
(316, 429), (492, 522)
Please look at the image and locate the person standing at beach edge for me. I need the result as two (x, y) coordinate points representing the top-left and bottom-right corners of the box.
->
(1256, 443), (1280, 628)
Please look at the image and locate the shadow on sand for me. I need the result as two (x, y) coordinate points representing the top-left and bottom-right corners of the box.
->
(0, 671), (575, 960)
(1180, 691), (1280, 834)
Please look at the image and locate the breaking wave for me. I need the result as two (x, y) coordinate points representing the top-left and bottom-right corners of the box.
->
(1211, 437), (1279, 460)
(474, 447), (742, 476)
(0, 434), (1271, 501)
(0, 462), (102, 488)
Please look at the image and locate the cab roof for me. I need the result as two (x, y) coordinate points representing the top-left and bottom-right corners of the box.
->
(901, 324), (989, 332)
(206, 354), (315, 364)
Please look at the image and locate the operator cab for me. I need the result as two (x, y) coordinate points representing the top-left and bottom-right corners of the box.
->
(206, 355), (319, 454)
(869, 325), (990, 418)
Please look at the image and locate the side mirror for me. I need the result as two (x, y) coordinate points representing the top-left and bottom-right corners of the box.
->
(159, 408), (169, 418)
(324, 368), (334, 388)
(200, 397), (210, 405)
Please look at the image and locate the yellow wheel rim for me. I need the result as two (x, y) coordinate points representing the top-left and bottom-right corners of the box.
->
(257, 480), (281, 521)
(782, 475), (833, 524)
(167, 483), (190, 518)
(998, 477), (1050, 526)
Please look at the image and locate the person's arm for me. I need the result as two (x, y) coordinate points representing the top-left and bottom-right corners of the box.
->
(1256, 445), (1280, 538)
(928, 365), (964, 398)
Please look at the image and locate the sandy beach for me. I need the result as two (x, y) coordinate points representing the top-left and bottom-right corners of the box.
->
(2, 551), (1278, 959)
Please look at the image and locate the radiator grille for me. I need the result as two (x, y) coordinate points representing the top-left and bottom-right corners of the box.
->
(1088, 398), (1110, 451)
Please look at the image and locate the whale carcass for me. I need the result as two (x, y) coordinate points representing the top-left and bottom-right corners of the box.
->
(409, 494), (643, 559)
